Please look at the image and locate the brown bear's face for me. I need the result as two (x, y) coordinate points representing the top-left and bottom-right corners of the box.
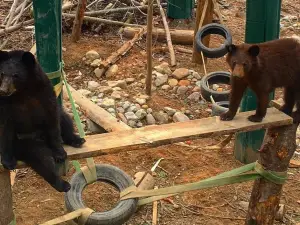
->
(226, 44), (260, 78)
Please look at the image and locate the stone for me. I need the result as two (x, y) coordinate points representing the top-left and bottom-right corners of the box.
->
(147, 108), (153, 114)
(99, 86), (113, 94)
(173, 112), (190, 122)
(135, 109), (147, 119)
(125, 112), (138, 121)
(78, 89), (92, 97)
(154, 62), (172, 74)
(164, 107), (177, 116)
(111, 91), (122, 100)
(187, 75), (193, 80)
(146, 114), (156, 125)
(172, 68), (189, 79)
(192, 86), (201, 92)
(86, 50), (100, 61)
(107, 108), (116, 114)
(86, 119), (106, 133)
(172, 86), (178, 93)
(87, 81), (100, 91)
(136, 122), (143, 128)
(161, 85), (171, 90)
(128, 120), (137, 128)
(187, 92), (200, 102)
(117, 107), (125, 113)
(113, 87), (122, 91)
(135, 98), (146, 105)
(90, 96), (98, 103)
(139, 94), (151, 100)
(125, 78), (135, 84)
(212, 84), (219, 91)
(168, 79), (178, 87)
(155, 72), (168, 87)
(193, 72), (202, 79)
(196, 81), (201, 87)
(142, 105), (148, 109)
(91, 59), (101, 67)
(107, 80), (127, 89)
(122, 101), (131, 110)
(99, 98), (115, 109)
(118, 113), (127, 124)
(94, 68), (104, 78)
(177, 86), (188, 96)
(206, 108), (212, 113)
(178, 80), (190, 86)
(106, 64), (118, 78)
(127, 105), (138, 113)
(153, 112), (169, 124)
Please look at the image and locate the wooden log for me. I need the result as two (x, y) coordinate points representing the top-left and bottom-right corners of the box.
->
(0, 19), (34, 37)
(124, 27), (194, 45)
(96, 27), (145, 77)
(246, 123), (298, 224)
(71, 0), (87, 42)
(62, 85), (131, 132)
(192, 0), (213, 64)
(0, 170), (14, 225)
(145, 0), (153, 96)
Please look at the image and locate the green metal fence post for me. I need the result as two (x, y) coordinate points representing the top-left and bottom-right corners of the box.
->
(234, 0), (282, 164)
(32, 0), (62, 104)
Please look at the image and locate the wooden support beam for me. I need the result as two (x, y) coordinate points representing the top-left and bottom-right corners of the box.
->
(71, 0), (87, 42)
(62, 85), (131, 132)
(0, 170), (14, 225)
(192, 0), (214, 64)
(64, 107), (291, 160)
(145, 0), (153, 96)
(246, 123), (298, 224)
(123, 27), (194, 45)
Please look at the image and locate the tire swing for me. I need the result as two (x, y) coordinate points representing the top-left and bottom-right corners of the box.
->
(64, 162), (138, 225)
(195, 23), (233, 106)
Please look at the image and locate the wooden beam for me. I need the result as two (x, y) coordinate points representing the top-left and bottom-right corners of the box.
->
(0, 107), (293, 170)
(65, 107), (292, 159)
(0, 170), (14, 225)
(123, 27), (194, 45)
(192, 0), (214, 64)
(62, 85), (131, 132)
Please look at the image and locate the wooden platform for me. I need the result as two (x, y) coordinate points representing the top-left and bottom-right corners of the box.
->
(0, 107), (292, 170)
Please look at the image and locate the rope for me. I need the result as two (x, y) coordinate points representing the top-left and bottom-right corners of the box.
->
(120, 161), (287, 206)
(8, 215), (16, 225)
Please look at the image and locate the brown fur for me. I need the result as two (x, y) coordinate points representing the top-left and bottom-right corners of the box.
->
(220, 37), (300, 123)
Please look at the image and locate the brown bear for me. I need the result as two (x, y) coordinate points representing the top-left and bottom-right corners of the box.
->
(220, 36), (300, 123)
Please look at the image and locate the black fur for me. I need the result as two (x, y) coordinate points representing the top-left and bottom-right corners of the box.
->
(0, 50), (85, 192)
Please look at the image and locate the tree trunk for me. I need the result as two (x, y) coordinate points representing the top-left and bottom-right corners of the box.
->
(246, 124), (298, 224)
(71, 0), (87, 42)
(0, 170), (14, 225)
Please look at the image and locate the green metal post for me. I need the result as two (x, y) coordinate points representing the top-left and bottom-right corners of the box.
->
(32, 0), (68, 174)
(234, 0), (282, 163)
(167, 0), (194, 19)
(32, 0), (62, 104)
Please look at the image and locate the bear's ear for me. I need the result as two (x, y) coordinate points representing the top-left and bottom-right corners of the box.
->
(226, 44), (237, 53)
(248, 45), (260, 57)
(0, 51), (9, 62)
(22, 51), (36, 67)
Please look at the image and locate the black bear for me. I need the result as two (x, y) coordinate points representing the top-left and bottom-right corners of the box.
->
(0, 50), (85, 192)
(220, 36), (300, 123)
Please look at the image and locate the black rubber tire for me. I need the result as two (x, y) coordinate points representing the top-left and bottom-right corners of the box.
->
(195, 23), (232, 58)
(200, 71), (231, 102)
(211, 101), (229, 116)
(64, 164), (138, 225)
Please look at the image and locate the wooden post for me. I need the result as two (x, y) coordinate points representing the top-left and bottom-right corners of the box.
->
(145, 0), (153, 96)
(0, 170), (14, 225)
(246, 123), (298, 224)
(192, 0), (213, 64)
(71, 0), (87, 42)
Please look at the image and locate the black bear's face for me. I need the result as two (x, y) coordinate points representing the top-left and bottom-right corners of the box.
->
(0, 50), (36, 96)
(226, 44), (260, 78)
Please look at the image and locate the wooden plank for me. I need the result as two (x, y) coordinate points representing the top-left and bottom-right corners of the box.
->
(63, 85), (132, 132)
(65, 107), (292, 159)
(0, 108), (292, 170)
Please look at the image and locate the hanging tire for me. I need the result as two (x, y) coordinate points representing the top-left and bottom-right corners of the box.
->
(211, 101), (229, 116)
(195, 23), (232, 58)
(65, 164), (138, 225)
(200, 71), (231, 102)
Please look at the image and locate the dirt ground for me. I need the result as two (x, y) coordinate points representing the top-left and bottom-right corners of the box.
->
(1, 0), (300, 224)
